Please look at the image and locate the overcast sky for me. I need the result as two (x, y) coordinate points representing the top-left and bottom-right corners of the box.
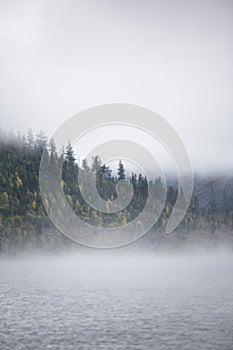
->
(0, 0), (232, 173)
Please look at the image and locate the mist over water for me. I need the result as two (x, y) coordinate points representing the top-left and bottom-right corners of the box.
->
(1, 250), (233, 350)
(0, 0), (232, 348)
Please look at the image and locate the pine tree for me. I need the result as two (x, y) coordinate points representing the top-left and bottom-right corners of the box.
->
(65, 142), (76, 166)
(117, 160), (126, 180)
(91, 156), (101, 175)
(98, 164), (112, 180)
(35, 130), (47, 152)
(49, 138), (57, 158)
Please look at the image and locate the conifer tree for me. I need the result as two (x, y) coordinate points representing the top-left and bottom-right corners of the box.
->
(117, 160), (126, 180)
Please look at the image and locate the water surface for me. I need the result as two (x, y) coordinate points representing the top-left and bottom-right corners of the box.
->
(0, 252), (233, 350)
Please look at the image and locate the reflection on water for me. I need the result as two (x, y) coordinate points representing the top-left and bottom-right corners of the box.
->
(0, 251), (233, 350)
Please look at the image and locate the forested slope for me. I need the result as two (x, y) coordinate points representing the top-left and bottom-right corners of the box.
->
(0, 128), (233, 254)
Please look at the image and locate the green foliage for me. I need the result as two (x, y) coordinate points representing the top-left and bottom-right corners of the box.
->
(0, 128), (233, 254)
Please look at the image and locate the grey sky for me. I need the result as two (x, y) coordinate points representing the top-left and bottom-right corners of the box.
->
(0, 0), (232, 173)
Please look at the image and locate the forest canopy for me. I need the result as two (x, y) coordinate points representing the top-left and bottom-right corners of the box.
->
(0, 128), (233, 254)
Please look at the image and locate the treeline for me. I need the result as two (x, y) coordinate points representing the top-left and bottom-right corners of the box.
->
(0, 128), (233, 254)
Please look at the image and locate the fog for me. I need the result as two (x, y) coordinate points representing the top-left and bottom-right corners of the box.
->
(0, 0), (233, 173)
(1, 249), (233, 286)
(1, 2), (233, 348)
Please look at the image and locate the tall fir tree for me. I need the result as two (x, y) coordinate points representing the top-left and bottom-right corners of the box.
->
(117, 160), (126, 180)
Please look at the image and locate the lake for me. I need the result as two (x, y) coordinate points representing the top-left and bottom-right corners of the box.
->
(0, 251), (233, 350)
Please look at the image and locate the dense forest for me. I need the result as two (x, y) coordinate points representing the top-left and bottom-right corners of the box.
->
(0, 128), (233, 254)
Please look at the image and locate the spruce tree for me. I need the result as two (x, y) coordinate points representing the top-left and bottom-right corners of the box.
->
(117, 160), (126, 180)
